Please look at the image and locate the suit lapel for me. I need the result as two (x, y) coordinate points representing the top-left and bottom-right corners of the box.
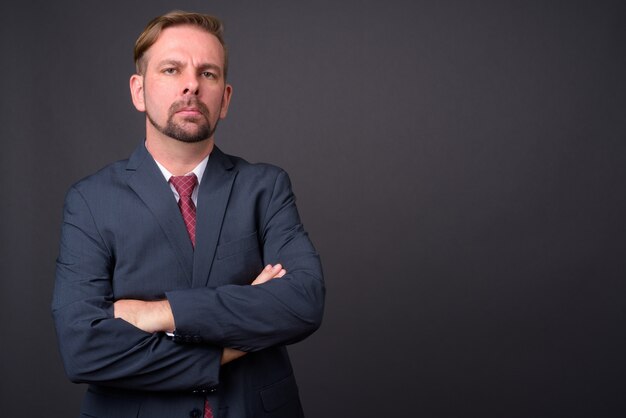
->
(192, 146), (236, 288)
(125, 143), (194, 284)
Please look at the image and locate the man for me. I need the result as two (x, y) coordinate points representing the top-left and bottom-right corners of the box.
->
(52, 10), (324, 418)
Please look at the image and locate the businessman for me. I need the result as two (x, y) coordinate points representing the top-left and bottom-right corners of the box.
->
(52, 10), (324, 418)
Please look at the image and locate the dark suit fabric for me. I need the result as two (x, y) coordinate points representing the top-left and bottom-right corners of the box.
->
(52, 143), (325, 418)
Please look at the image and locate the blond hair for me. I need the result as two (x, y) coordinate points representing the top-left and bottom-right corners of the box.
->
(134, 10), (228, 77)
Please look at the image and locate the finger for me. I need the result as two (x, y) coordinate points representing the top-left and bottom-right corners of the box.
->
(252, 264), (286, 285)
(252, 264), (278, 285)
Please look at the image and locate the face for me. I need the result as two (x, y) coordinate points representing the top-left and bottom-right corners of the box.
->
(130, 25), (232, 143)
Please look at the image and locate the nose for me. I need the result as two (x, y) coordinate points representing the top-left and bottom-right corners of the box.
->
(182, 75), (199, 96)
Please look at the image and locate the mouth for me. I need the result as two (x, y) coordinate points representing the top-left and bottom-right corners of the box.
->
(176, 107), (203, 116)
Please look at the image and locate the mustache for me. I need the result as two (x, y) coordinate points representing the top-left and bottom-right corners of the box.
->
(168, 99), (210, 117)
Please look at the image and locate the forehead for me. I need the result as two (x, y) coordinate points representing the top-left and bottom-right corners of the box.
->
(145, 25), (225, 67)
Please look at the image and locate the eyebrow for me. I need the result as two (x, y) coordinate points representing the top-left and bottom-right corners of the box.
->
(157, 59), (184, 68)
(157, 60), (222, 74)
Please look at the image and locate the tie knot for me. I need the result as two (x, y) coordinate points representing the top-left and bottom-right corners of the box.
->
(170, 174), (198, 198)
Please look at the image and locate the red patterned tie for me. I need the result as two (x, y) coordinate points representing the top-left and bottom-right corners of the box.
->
(204, 399), (214, 418)
(171, 175), (212, 417)
(169, 174), (198, 247)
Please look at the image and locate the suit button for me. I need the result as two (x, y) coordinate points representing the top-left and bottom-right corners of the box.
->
(189, 408), (201, 418)
(192, 388), (208, 394)
(208, 386), (217, 393)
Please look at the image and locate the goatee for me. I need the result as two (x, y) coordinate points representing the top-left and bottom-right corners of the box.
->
(147, 99), (219, 143)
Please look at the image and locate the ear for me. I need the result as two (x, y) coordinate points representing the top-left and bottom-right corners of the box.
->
(130, 74), (145, 112)
(219, 84), (233, 119)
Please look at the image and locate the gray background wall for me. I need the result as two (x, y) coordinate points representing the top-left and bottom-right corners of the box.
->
(1, 1), (625, 416)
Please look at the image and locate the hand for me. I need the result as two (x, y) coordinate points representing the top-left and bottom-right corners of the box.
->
(251, 264), (286, 285)
(221, 347), (247, 365)
(113, 299), (175, 333)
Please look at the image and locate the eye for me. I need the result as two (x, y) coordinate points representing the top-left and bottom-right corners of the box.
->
(201, 71), (217, 79)
(163, 68), (177, 75)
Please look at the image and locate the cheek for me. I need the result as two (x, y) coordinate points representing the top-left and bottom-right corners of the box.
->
(146, 80), (176, 102)
(202, 97), (223, 118)
(144, 88), (171, 115)
(210, 93), (229, 118)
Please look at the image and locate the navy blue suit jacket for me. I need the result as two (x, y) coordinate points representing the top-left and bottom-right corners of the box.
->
(52, 143), (325, 418)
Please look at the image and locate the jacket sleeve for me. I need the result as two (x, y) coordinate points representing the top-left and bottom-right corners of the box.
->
(52, 186), (222, 392)
(166, 169), (325, 352)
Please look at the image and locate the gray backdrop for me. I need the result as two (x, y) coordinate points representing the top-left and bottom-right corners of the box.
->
(1, 1), (625, 417)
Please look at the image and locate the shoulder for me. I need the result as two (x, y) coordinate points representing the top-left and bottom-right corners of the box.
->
(67, 158), (129, 199)
(217, 150), (295, 200)
(221, 151), (289, 182)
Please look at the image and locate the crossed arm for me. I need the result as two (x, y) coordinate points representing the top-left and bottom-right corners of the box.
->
(113, 264), (287, 365)
(54, 170), (324, 391)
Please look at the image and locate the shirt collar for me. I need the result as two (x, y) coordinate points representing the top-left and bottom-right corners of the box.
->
(154, 154), (210, 185)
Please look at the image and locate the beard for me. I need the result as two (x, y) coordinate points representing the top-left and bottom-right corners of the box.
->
(147, 98), (219, 143)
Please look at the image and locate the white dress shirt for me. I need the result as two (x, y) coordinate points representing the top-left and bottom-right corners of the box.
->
(154, 155), (209, 207)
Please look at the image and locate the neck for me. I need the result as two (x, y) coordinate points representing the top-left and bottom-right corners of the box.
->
(145, 125), (214, 176)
